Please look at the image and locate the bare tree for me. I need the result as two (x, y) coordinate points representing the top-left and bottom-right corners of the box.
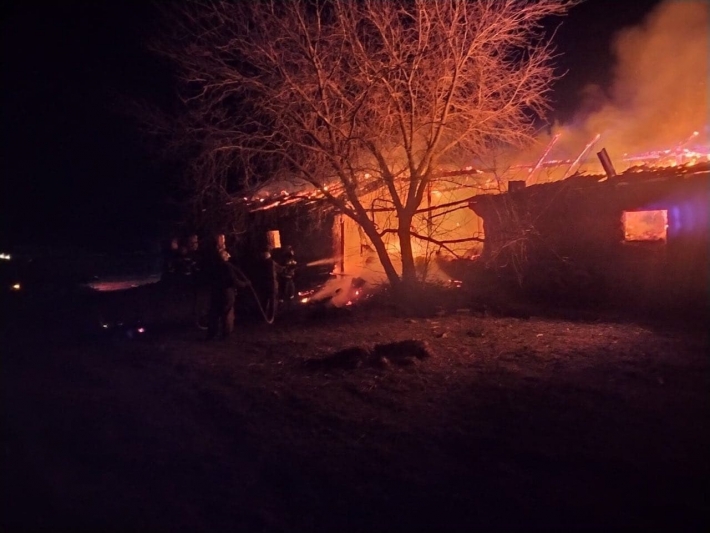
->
(154, 0), (574, 288)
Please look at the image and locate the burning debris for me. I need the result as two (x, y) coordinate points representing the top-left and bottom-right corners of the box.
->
(301, 275), (373, 309)
(508, 131), (709, 185)
(622, 137), (710, 169)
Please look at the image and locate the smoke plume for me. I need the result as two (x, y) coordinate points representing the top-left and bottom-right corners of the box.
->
(523, 1), (709, 173)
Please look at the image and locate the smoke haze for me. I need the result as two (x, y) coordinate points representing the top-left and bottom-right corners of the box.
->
(519, 0), (709, 173)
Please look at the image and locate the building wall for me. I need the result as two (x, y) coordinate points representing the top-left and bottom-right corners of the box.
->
(472, 172), (709, 312)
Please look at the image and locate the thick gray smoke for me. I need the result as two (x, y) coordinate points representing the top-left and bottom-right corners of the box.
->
(518, 1), (709, 174)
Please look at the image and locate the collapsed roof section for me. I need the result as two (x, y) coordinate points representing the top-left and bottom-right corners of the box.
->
(235, 167), (490, 214)
(229, 128), (710, 215)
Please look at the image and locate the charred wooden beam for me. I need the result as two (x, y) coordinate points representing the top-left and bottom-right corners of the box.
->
(597, 148), (617, 179)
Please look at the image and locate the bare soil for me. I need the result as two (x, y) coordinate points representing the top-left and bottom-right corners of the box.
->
(2, 285), (708, 532)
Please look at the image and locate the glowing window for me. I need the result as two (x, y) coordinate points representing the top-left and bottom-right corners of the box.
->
(622, 210), (668, 242)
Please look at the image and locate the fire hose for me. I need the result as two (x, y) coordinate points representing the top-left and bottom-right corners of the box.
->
(193, 268), (277, 328)
(243, 275), (277, 325)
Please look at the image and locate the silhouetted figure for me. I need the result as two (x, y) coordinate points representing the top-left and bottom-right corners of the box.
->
(184, 234), (201, 278)
(253, 249), (278, 318)
(275, 245), (297, 303)
(206, 250), (249, 339)
(188, 234), (222, 328)
(161, 237), (181, 283)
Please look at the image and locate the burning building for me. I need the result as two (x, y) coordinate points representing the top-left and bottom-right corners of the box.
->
(469, 162), (709, 314)
(239, 167), (492, 305)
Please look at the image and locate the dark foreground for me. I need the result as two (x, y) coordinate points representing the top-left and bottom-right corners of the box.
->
(2, 285), (709, 532)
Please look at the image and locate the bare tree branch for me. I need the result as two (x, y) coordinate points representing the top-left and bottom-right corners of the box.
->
(153, 0), (575, 285)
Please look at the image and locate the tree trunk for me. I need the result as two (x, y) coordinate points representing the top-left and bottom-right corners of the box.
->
(398, 216), (417, 286)
(358, 217), (401, 287)
(371, 235), (401, 288)
(397, 224), (417, 287)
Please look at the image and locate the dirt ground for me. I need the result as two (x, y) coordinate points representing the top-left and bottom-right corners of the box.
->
(2, 284), (709, 532)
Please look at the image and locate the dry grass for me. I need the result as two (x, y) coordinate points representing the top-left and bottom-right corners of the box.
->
(2, 286), (708, 532)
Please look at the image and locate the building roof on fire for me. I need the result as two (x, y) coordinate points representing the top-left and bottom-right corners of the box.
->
(236, 166), (489, 214)
(231, 159), (709, 216)
(468, 162), (710, 216)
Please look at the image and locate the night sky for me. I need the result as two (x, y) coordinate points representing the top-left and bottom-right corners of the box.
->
(0, 0), (663, 251)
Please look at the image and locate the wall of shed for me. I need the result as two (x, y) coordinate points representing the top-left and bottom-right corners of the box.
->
(472, 173), (709, 312)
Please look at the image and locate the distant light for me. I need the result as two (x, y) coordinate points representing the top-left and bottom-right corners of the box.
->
(102, 323), (109, 329)
(300, 297), (309, 304)
(137, 327), (145, 333)
(355, 290), (360, 296)
(11, 283), (21, 291)
(0, 253), (11, 261)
